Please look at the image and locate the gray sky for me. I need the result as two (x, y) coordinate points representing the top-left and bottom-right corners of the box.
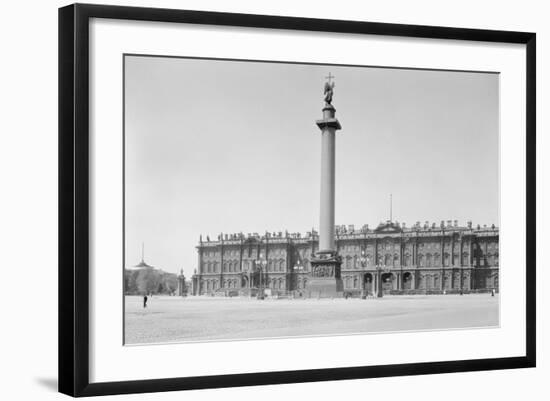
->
(124, 55), (499, 277)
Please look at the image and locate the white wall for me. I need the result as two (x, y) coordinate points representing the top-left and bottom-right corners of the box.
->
(0, 0), (546, 400)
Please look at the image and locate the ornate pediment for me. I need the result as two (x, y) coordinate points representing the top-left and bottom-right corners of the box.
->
(374, 221), (403, 234)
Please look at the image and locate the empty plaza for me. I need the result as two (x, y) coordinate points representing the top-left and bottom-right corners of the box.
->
(124, 294), (499, 345)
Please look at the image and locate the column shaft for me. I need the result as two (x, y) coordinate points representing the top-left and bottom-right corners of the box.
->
(319, 128), (336, 252)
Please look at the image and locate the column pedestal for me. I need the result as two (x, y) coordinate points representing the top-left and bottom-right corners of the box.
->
(308, 251), (343, 298)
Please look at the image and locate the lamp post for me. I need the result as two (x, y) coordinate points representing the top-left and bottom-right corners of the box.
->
(360, 250), (367, 299)
(293, 259), (303, 297)
(256, 253), (266, 300)
(376, 261), (384, 298)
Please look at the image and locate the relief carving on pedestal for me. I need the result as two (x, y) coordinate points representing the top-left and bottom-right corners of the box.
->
(313, 265), (335, 278)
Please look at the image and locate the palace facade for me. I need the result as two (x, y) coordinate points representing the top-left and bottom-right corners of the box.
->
(191, 220), (499, 297)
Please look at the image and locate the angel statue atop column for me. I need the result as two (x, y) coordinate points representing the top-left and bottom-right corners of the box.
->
(324, 73), (335, 105)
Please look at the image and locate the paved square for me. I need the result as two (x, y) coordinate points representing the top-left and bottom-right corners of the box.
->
(124, 294), (499, 344)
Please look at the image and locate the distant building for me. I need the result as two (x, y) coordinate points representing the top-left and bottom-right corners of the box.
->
(191, 220), (499, 297)
(126, 243), (155, 271)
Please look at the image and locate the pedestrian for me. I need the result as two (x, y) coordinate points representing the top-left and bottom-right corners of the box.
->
(143, 294), (148, 308)
(491, 288), (495, 297)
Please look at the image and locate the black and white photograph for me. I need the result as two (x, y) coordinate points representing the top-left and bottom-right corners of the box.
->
(0, 0), (543, 399)
(123, 55), (500, 345)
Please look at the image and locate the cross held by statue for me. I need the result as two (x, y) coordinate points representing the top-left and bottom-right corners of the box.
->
(325, 72), (335, 84)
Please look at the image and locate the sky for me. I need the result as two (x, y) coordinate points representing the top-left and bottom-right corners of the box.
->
(124, 55), (499, 277)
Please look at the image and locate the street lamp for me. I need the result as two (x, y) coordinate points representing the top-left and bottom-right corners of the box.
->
(360, 250), (367, 299)
(256, 253), (266, 300)
(293, 259), (304, 297)
(376, 260), (384, 298)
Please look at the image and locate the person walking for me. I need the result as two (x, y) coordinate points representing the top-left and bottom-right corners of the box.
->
(143, 294), (148, 308)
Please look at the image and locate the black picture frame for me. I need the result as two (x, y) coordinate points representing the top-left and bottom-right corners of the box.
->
(59, 3), (536, 397)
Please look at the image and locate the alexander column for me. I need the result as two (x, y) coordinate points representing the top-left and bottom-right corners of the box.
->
(307, 73), (344, 298)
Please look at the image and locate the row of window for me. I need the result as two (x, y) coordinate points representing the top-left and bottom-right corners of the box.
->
(267, 278), (286, 289)
(343, 276), (360, 289)
(200, 279), (240, 291)
(202, 252), (498, 273)
(340, 252), (498, 268)
(199, 273), (498, 293)
(202, 261), (240, 273)
(202, 241), (498, 258)
(202, 248), (289, 259)
(199, 278), (288, 292)
(202, 259), (288, 273)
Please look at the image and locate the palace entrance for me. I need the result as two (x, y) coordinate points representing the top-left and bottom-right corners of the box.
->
(381, 272), (394, 294)
(402, 272), (413, 290)
(363, 273), (373, 295)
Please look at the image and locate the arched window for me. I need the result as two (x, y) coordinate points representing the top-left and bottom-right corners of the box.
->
(353, 276), (358, 288)
(393, 254), (399, 266)
(385, 254), (392, 266)
(418, 254), (424, 267)
(463, 252), (469, 266)
(268, 260), (273, 272)
(223, 262), (228, 272)
(404, 253), (411, 267)
(345, 256), (351, 268)
(425, 275), (432, 289)
(279, 260), (285, 271)
(444, 253), (450, 267)
(426, 253), (432, 267)
(353, 255), (358, 269)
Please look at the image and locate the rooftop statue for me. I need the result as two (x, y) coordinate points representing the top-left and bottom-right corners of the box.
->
(324, 81), (335, 105)
(324, 72), (335, 105)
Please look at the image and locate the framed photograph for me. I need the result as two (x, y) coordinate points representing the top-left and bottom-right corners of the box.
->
(59, 3), (536, 397)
